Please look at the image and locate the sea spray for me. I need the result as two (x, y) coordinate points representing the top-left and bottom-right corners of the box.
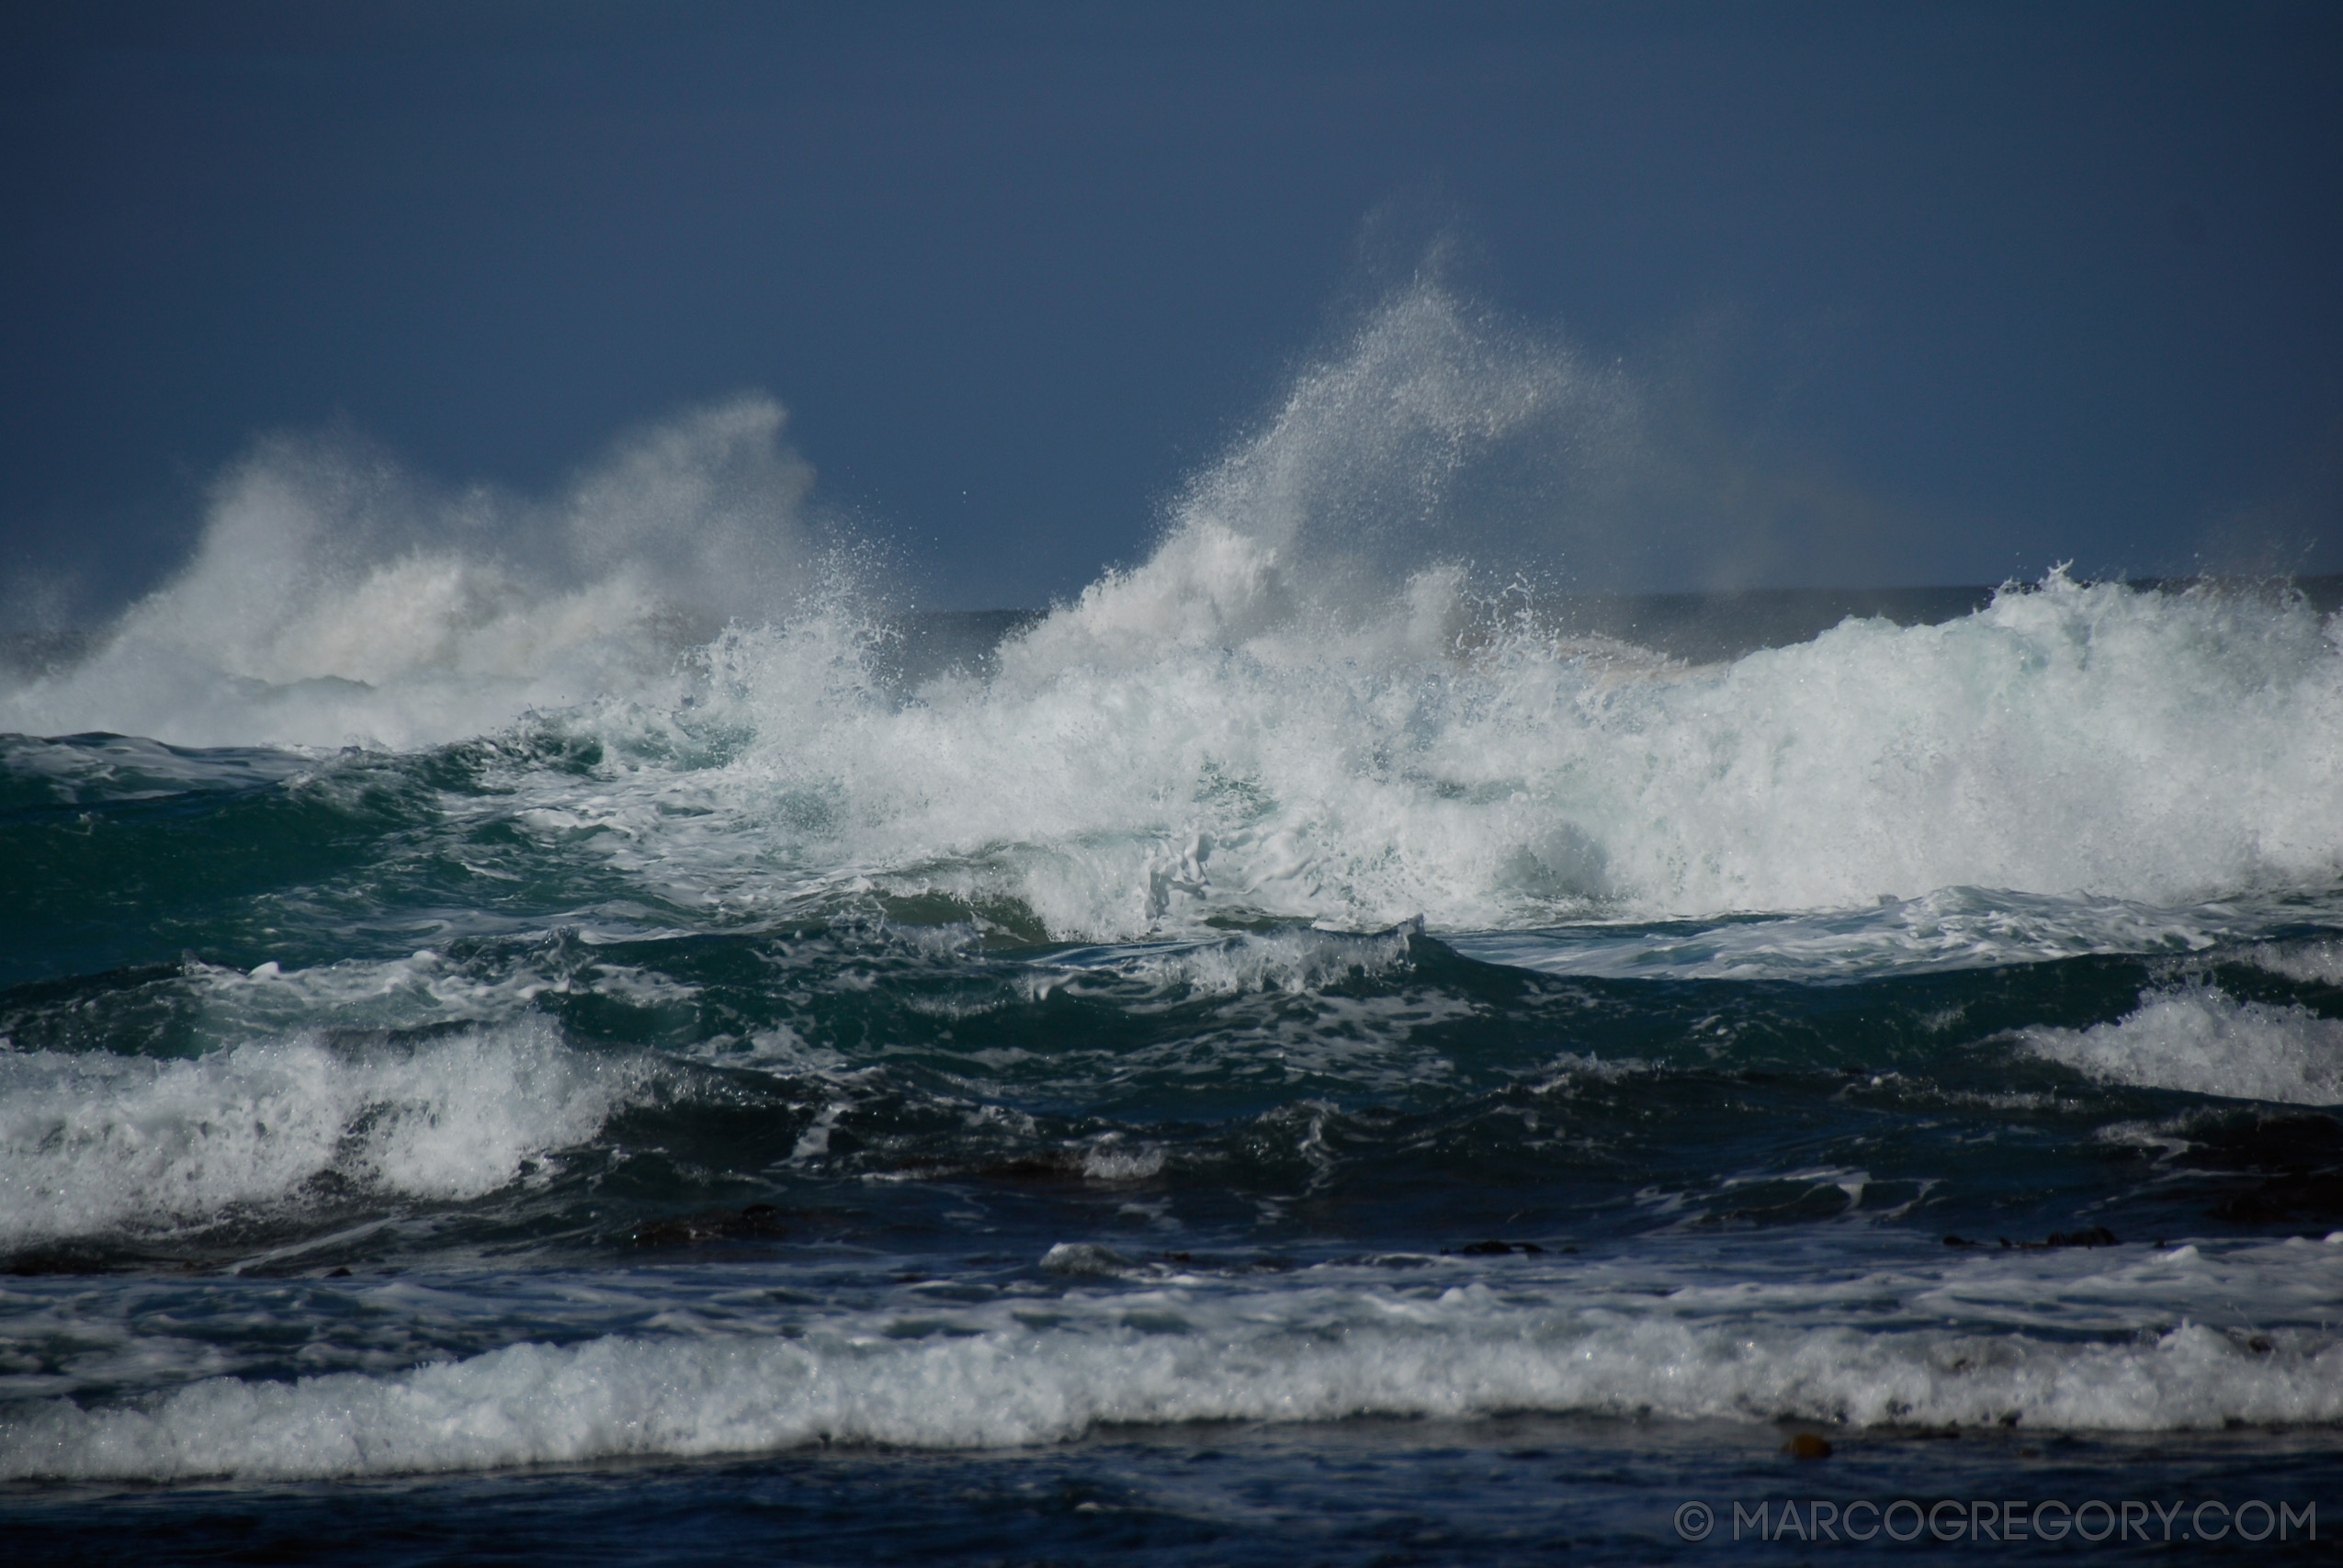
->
(0, 396), (827, 750)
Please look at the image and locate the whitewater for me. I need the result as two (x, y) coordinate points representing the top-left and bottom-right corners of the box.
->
(6, 286), (2342, 1562)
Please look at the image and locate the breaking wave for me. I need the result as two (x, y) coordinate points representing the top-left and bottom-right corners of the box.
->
(2022, 986), (2343, 1106)
(5, 287), (2340, 938)
(11, 1240), (2343, 1480)
(0, 1020), (654, 1247)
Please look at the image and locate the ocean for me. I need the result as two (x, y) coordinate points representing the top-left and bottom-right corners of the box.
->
(6, 347), (2343, 1560)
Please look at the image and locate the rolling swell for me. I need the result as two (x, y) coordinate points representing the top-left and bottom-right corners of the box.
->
(9, 919), (2343, 1276)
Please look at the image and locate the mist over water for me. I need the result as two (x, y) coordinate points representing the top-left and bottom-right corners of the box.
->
(0, 393), (826, 751)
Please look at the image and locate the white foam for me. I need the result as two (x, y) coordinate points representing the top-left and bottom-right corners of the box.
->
(10, 295), (2343, 942)
(9, 1242), (2343, 1480)
(2021, 986), (2343, 1104)
(0, 1020), (654, 1247)
(186, 949), (669, 1039)
(1078, 1142), (1167, 1181)
(615, 566), (2343, 943)
(2245, 937), (2343, 987)
(1044, 924), (1421, 1000)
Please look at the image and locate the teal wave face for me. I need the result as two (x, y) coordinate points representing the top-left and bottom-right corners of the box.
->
(7, 905), (2343, 1280)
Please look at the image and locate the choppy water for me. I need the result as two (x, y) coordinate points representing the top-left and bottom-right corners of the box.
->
(6, 290), (2343, 1561)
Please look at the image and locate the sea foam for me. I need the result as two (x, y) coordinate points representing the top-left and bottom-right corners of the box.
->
(641, 566), (2343, 941)
(2021, 986), (2343, 1105)
(0, 1019), (652, 1247)
(8, 1243), (2343, 1480)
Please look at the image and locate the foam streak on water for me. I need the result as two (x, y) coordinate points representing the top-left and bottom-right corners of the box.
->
(8, 1236), (2343, 1482)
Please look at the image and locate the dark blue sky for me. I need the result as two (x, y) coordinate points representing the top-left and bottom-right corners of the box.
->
(4, 0), (2339, 617)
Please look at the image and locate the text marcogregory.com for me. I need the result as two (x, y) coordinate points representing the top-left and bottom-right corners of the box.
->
(1670, 1497), (2315, 1544)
